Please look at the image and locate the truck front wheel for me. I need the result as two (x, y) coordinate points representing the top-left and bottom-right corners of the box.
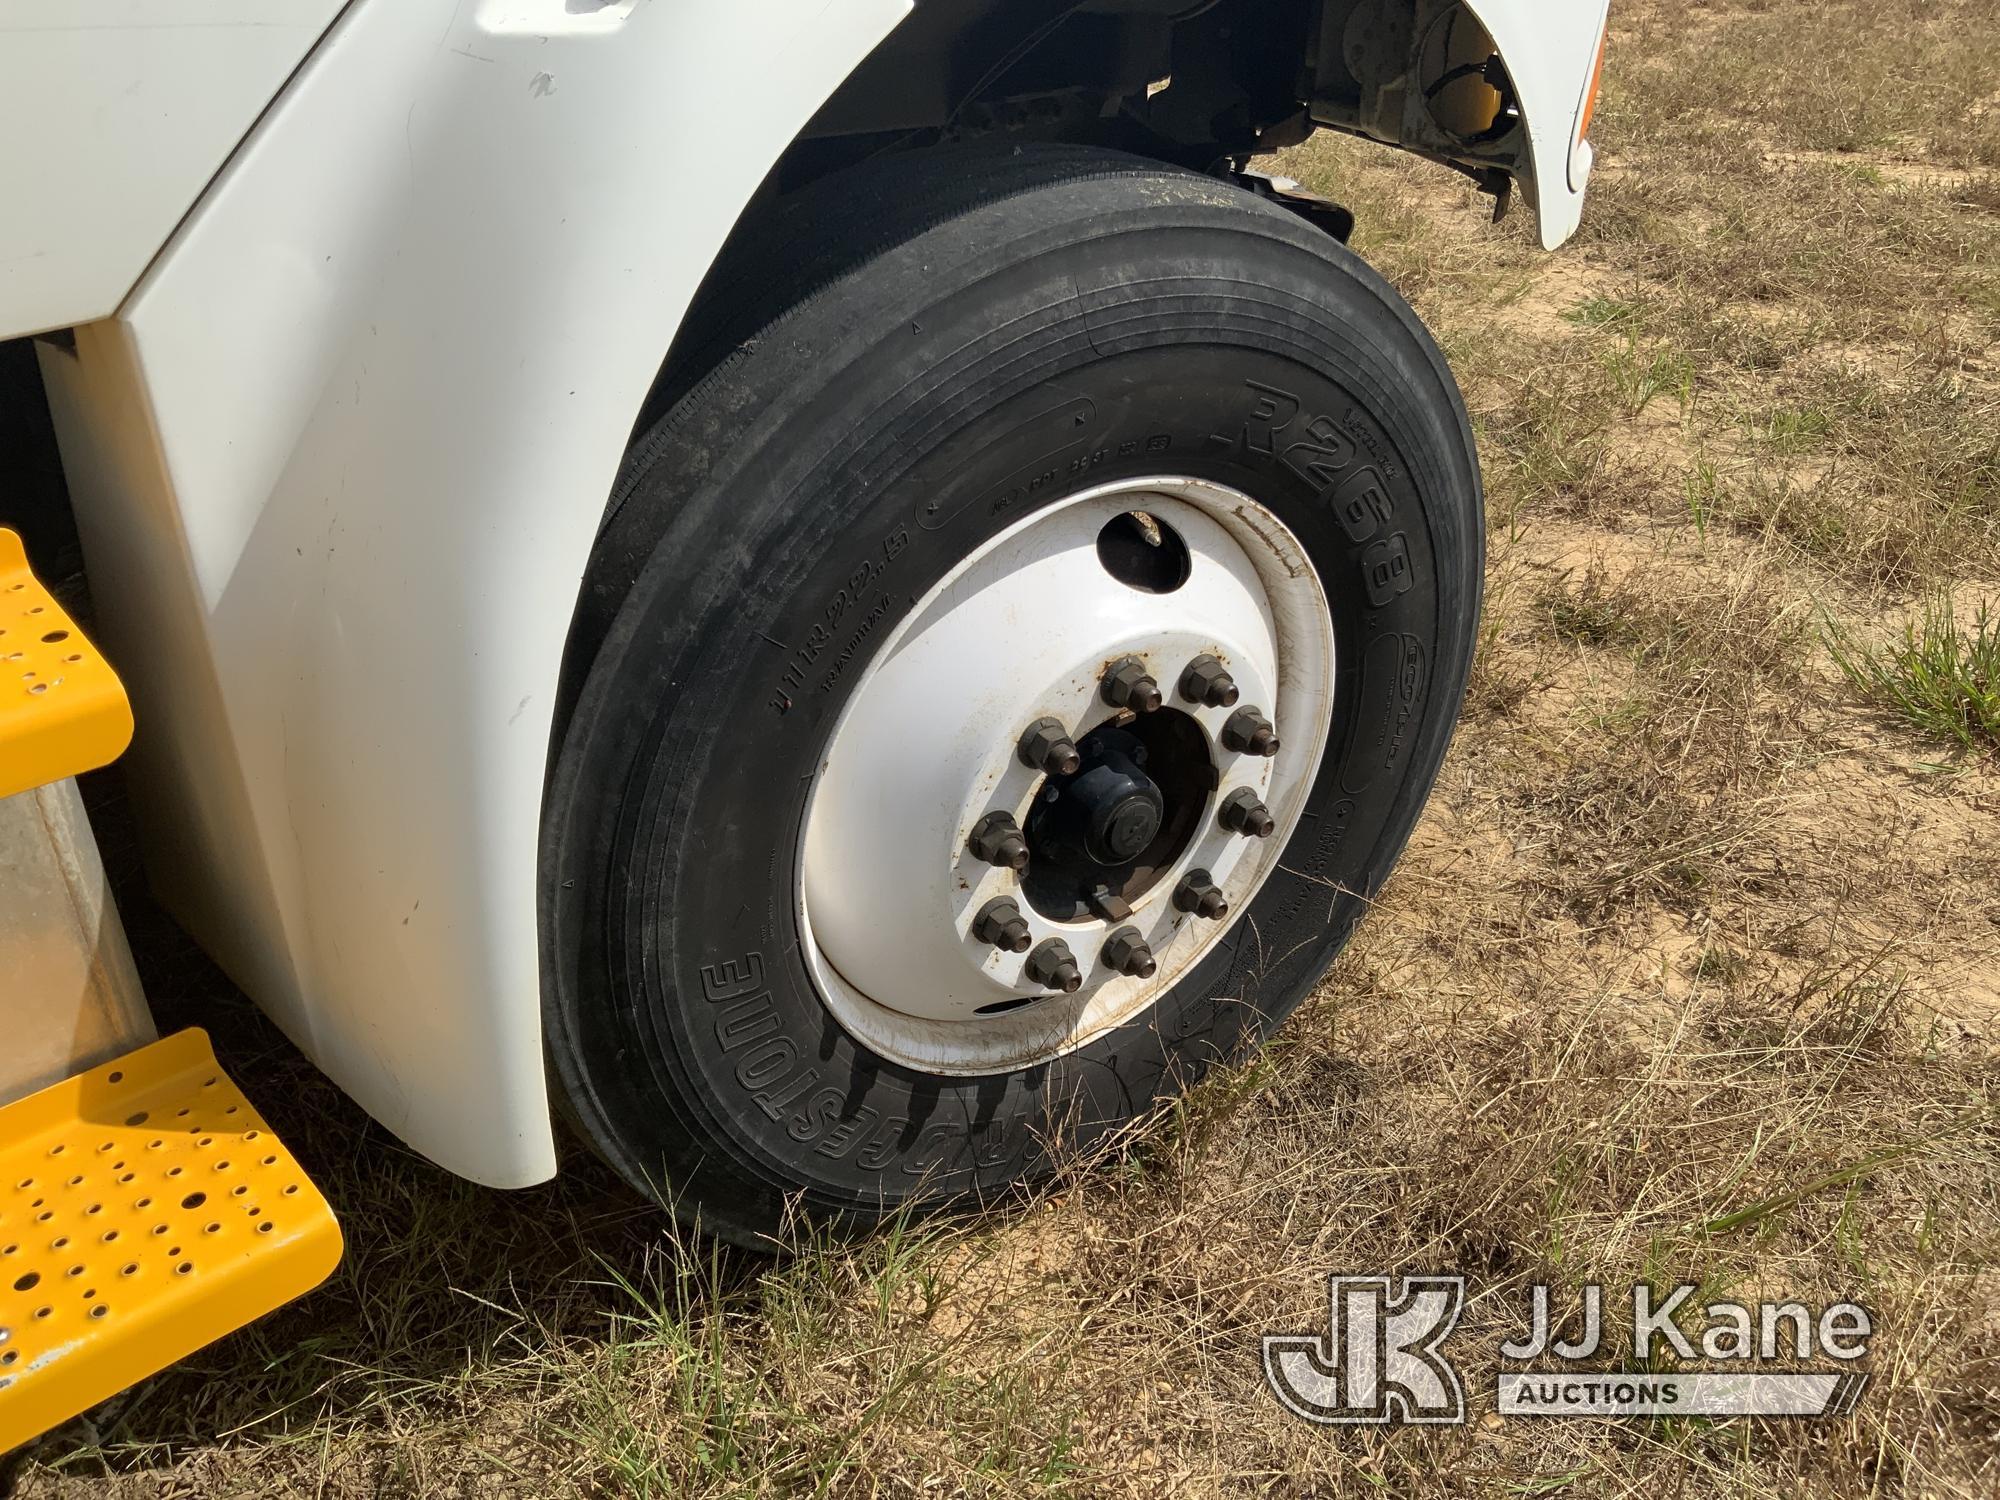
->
(543, 146), (1482, 1245)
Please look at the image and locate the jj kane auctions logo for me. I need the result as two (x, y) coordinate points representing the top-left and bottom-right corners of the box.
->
(1263, 1277), (1871, 1424)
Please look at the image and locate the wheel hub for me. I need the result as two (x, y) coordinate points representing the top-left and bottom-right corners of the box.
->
(1034, 725), (1161, 863)
(1021, 713), (1213, 921)
(798, 476), (1335, 1075)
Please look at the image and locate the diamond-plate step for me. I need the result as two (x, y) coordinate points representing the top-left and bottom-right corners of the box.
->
(0, 1030), (342, 1451)
(0, 527), (132, 802)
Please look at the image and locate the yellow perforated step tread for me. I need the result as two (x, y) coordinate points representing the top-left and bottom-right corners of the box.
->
(0, 527), (132, 802)
(0, 1030), (342, 1451)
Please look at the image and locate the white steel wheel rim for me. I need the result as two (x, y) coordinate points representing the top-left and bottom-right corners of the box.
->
(798, 475), (1335, 1076)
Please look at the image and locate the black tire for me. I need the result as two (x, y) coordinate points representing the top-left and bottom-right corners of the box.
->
(543, 145), (1482, 1246)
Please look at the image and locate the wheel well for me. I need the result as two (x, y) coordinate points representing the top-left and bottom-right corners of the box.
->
(635, 1), (1527, 428)
(772, 0), (1527, 195)
(777, 0), (1323, 188)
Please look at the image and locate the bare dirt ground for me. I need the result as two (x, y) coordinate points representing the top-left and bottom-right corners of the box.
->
(12, 1), (2000, 1494)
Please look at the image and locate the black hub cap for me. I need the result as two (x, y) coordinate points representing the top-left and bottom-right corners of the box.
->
(1021, 712), (1213, 921)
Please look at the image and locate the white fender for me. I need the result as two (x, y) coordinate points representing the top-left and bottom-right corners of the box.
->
(41, 0), (914, 1187)
(1464, 0), (1611, 247)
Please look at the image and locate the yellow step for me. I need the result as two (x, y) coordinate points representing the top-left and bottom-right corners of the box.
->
(0, 528), (132, 802)
(0, 1030), (342, 1451)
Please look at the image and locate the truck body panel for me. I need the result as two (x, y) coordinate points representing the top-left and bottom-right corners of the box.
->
(40, 0), (916, 1186)
(0, 0), (349, 337)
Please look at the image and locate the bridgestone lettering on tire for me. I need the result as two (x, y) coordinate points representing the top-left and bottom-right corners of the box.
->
(543, 145), (1483, 1246)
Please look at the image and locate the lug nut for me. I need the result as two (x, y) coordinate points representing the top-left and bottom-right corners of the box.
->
(967, 811), (1031, 871)
(1218, 787), (1276, 838)
(1179, 654), (1240, 709)
(972, 897), (1033, 953)
(1018, 716), (1082, 777)
(1173, 870), (1228, 920)
(1025, 938), (1083, 994)
(1102, 656), (1163, 713)
(1101, 926), (1158, 979)
(1221, 705), (1280, 757)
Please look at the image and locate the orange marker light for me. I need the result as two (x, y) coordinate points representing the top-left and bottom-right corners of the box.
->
(1577, 22), (1609, 144)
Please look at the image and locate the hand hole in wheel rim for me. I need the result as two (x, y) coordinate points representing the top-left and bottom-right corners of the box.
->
(973, 996), (1041, 1016)
(1096, 510), (1190, 593)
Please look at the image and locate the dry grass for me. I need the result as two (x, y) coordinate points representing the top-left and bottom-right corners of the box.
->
(13, 1), (2000, 1495)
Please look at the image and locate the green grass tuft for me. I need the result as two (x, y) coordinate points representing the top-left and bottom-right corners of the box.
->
(1564, 295), (1644, 329)
(1827, 593), (2000, 753)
